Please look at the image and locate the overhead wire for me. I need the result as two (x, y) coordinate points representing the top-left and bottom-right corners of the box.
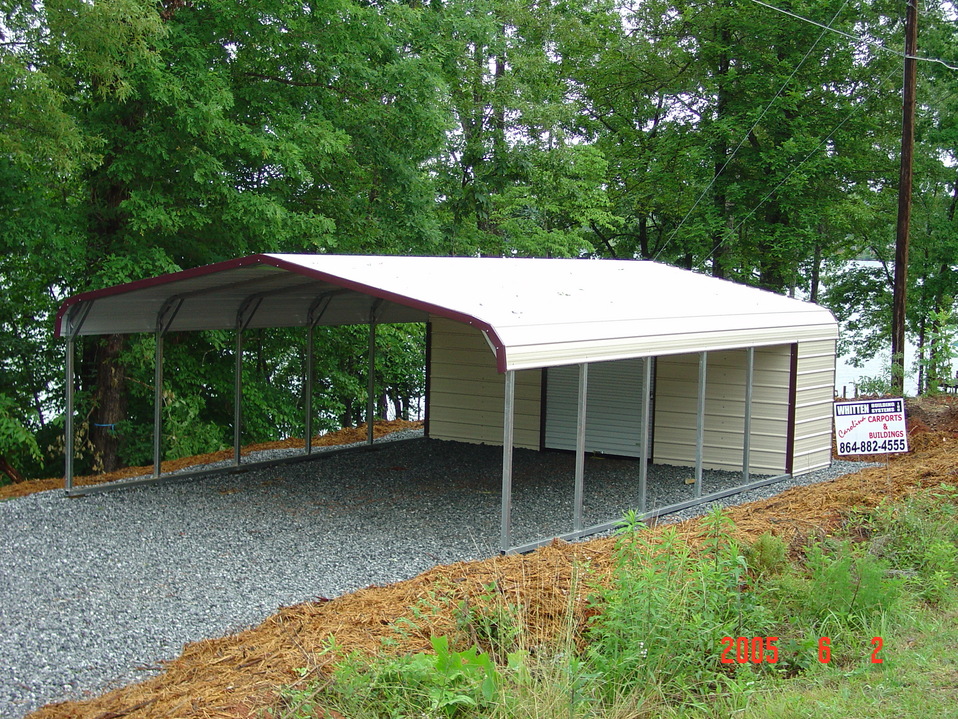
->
(653, 0), (851, 262)
(749, 0), (958, 71)
(702, 63), (905, 266)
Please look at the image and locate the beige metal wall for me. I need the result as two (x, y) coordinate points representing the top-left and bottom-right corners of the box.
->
(653, 347), (792, 474)
(791, 338), (836, 475)
(427, 317), (542, 449)
(427, 315), (835, 472)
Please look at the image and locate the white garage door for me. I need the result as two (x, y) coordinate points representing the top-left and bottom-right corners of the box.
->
(544, 358), (653, 457)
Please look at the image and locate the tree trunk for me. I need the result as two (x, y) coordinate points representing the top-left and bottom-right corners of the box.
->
(710, 27), (731, 279)
(91, 334), (128, 473)
(917, 314), (926, 394)
(810, 242), (822, 304)
(638, 216), (650, 259)
(0, 455), (25, 484)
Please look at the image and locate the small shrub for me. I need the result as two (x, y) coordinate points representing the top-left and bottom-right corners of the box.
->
(585, 508), (774, 702)
(745, 532), (788, 577)
(311, 636), (499, 719)
(868, 484), (958, 604)
(453, 587), (524, 662)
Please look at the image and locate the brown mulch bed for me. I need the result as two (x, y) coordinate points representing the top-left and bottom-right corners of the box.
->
(26, 408), (958, 719)
(0, 420), (424, 501)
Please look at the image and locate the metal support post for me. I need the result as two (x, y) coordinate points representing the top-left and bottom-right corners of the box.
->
(304, 292), (337, 455)
(65, 338), (75, 493)
(573, 363), (588, 532)
(234, 329), (243, 467)
(233, 297), (262, 467)
(638, 356), (652, 513)
(367, 315), (377, 446)
(153, 334), (164, 478)
(305, 324), (315, 455)
(151, 297), (182, 479)
(500, 370), (516, 553)
(743, 347), (754, 484)
(62, 303), (91, 495)
(695, 351), (707, 498)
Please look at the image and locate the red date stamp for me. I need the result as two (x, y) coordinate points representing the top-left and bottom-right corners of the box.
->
(720, 636), (884, 664)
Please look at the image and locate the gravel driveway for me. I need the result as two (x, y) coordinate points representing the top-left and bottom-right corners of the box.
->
(0, 432), (869, 717)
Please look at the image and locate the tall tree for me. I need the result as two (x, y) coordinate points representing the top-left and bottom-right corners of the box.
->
(7, 0), (447, 473)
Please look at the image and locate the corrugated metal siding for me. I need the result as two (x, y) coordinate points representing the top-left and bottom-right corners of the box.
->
(791, 339), (836, 475)
(427, 317), (541, 449)
(543, 359), (652, 456)
(653, 348), (791, 474)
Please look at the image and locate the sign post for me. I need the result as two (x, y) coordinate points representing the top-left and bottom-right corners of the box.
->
(834, 398), (909, 456)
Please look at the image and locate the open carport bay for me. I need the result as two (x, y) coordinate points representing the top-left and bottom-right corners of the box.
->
(0, 434), (867, 718)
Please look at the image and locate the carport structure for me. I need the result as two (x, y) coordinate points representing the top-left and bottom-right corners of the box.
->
(56, 254), (838, 553)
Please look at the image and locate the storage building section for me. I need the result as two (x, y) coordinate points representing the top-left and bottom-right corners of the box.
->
(653, 348), (791, 475)
(428, 315), (833, 478)
(791, 338), (837, 475)
(543, 359), (652, 457)
(427, 317), (541, 450)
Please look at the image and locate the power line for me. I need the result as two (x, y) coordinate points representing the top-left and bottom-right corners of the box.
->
(703, 64), (904, 266)
(750, 0), (958, 71)
(653, 0), (851, 261)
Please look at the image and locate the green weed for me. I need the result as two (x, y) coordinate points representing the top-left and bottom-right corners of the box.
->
(275, 484), (958, 719)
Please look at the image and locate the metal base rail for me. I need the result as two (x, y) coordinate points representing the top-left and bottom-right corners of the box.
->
(504, 471), (791, 555)
(64, 439), (391, 498)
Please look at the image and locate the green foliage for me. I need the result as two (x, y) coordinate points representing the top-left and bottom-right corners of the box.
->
(0, 394), (41, 465)
(275, 485), (958, 718)
(854, 373), (895, 398)
(797, 540), (899, 629)
(585, 507), (773, 701)
(917, 307), (958, 394)
(453, 587), (524, 664)
(744, 532), (788, 578)
(310, 636), (500, 719)
(867, 484), (958, 605)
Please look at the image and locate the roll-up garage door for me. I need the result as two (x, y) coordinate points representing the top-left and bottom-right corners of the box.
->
(544, 358), (653, 457)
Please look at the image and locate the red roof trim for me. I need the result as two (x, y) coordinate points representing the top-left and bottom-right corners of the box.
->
(54, 254), (510, 372)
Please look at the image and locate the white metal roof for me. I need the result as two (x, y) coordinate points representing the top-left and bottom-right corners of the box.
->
(56, 254), (838, 371)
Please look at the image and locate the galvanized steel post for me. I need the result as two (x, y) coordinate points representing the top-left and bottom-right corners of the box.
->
(573, 363), (588, 532)
(152, 298), (183, 478)
(367, 317), (376, 446)
(305, 324), (315, 455)
(639, 356), (652, 513)
(695, 351), (707, 498)
(64, 338), (75, 494)
(500, 370), (516, 552)
(743, 347), (754, 484)
(62, 303), (91, 495)
(233, 329), (243, 467)
(153, 334), (164, 478)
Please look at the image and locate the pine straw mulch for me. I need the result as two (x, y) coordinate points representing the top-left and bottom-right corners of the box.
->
(0, 420), (424, 501)
(28, 418), (958, 719)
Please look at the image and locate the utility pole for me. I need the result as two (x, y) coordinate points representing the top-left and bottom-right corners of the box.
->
(892, 0), (919, 395)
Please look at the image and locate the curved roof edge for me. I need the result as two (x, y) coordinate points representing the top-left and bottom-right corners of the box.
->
(55, 253), (838, 373)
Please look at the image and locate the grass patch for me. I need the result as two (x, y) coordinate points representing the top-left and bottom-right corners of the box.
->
(275, 486), (958, 719)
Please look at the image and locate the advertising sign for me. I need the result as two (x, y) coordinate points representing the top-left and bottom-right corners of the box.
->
(834, 398), (909, 455)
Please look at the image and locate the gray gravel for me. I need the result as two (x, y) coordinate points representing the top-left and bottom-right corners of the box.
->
(0, 432), (873, 717)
